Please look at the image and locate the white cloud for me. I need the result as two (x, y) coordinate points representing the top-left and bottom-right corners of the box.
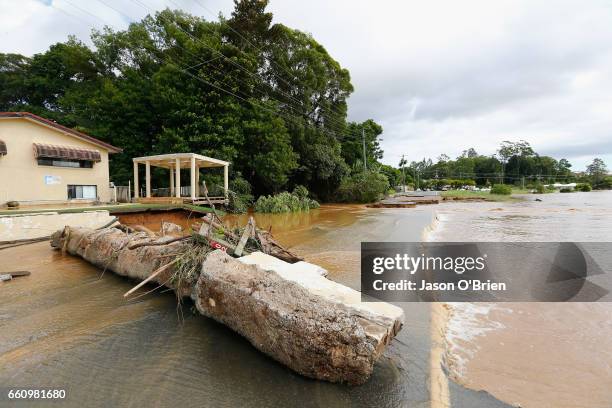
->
(1, 0), (611, 171)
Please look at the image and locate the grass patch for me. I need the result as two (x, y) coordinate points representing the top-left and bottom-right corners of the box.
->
(0, 203), (223, 216)
(441, 190), (523, 202)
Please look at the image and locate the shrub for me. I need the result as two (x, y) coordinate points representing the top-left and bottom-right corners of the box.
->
(576, 183), (592, 192)
(293, 185), (309, 199)
(335, 171), (390, 203)
(490, 184), (512, 195)
(533, 183), (546, 194)
(596, 176), (612, 189)
(227, 176), (254, 213)
(254, 188), (319, 213)
(560, 187), (573, 193)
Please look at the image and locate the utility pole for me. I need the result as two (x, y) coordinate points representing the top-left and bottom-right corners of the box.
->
(362, 127), (367, 172)
(401, 154), (406, 192)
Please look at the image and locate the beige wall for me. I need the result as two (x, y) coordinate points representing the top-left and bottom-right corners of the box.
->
(0, 210), (116, 240)
(0, 118), (113, 203)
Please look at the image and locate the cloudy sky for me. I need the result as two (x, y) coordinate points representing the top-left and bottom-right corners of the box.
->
(1, 0), (611, 171)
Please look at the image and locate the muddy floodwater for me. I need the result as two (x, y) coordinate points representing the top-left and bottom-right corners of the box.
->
(1, 194), (609, 407)
(115, 209), (202, 232)
(431, 191), (612, 408)
(1, 205), (455, 408)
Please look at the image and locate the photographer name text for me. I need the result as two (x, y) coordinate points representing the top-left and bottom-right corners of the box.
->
(372, 279), (506, 291)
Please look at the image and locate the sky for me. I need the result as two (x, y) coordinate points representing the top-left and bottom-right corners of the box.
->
(1, 0), (611, 172)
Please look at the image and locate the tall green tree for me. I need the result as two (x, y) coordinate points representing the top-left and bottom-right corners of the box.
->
(0, 1), (393, 200)
(343, 119), (383, 169)
(586, 158), (608, 187)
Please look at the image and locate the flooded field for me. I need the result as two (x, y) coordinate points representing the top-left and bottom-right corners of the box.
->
(431, 191), (612, 408)
(0, 205), (444, 407)
(2, 193), (608, 407)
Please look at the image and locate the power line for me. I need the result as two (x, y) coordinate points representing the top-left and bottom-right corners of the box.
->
(188, 0), (352, 123)
(60, 0), (350, 144)
(94, 0), (333, 128)
(138, 0), (351, 131)
(62, 0), (108, 26)
(362, 127), (367, 171)
(53, 1), (95, 25)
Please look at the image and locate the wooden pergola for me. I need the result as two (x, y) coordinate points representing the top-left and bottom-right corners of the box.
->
(133, 153), (229, 205)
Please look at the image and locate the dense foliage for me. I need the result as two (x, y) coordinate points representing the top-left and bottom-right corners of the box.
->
(421, 179), (475, 190)
(0, 1), (385, 201)
(576, 183), (592, 192)
(401, 141), (609, 190)
(490, 184), (512, 195)
(404, 142), (574, 188)
(226, 175), (255, 213)
(335, 171), (390, 203)
(254, 186), (319, 213)
(585, 158), (610, 189)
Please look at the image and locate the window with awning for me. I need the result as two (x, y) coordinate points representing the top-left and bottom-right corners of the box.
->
(0, 140), (6, 156)
(33, 143), (101, 163)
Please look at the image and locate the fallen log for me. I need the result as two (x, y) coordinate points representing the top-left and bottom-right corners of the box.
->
(50, 225), (403, 384)
(255, 229), (303, 263)
(127, 235), (190, 250)
(51, 226), (193, 297)
(131, 225), (157, 237)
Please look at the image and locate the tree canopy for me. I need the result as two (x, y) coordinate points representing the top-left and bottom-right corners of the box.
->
(0, 1), (384, 200)
(400, 140), (589, 188)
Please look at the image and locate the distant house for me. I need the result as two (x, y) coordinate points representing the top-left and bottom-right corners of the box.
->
(0, 112), (122, 204)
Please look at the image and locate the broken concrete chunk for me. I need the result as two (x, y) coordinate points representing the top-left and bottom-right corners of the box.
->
(161, 221), (183, 236)
(239, 252), (403, 344)
(238, 251), (328, 277)
(194, 251), (403, 384)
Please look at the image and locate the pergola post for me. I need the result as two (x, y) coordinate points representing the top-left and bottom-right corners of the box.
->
(190, 156), (196, 200)
(133, 161), (139, 199)
(175, 158), (181, 198)
(195, 166), (200, 197)
(169, 166), (174, 196)
(224, 164), (229, 200)
(145, 161), (151, 198)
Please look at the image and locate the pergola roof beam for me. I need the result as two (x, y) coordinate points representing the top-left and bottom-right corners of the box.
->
(132, 153), (229, 168)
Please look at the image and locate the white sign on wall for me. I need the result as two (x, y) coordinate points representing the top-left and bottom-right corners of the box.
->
(44, 175), (61, 185)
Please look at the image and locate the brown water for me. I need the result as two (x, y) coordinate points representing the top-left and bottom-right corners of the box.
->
(5, 195), (604, 407)
(431, 191), (612, 408)
(0, 205), (440, 407)
(115, 209), (202, 232)
(225, 204), (435, 287)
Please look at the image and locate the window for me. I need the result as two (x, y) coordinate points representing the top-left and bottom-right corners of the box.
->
(38, 158), (94, 168)
(68, 185), (97, 200)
